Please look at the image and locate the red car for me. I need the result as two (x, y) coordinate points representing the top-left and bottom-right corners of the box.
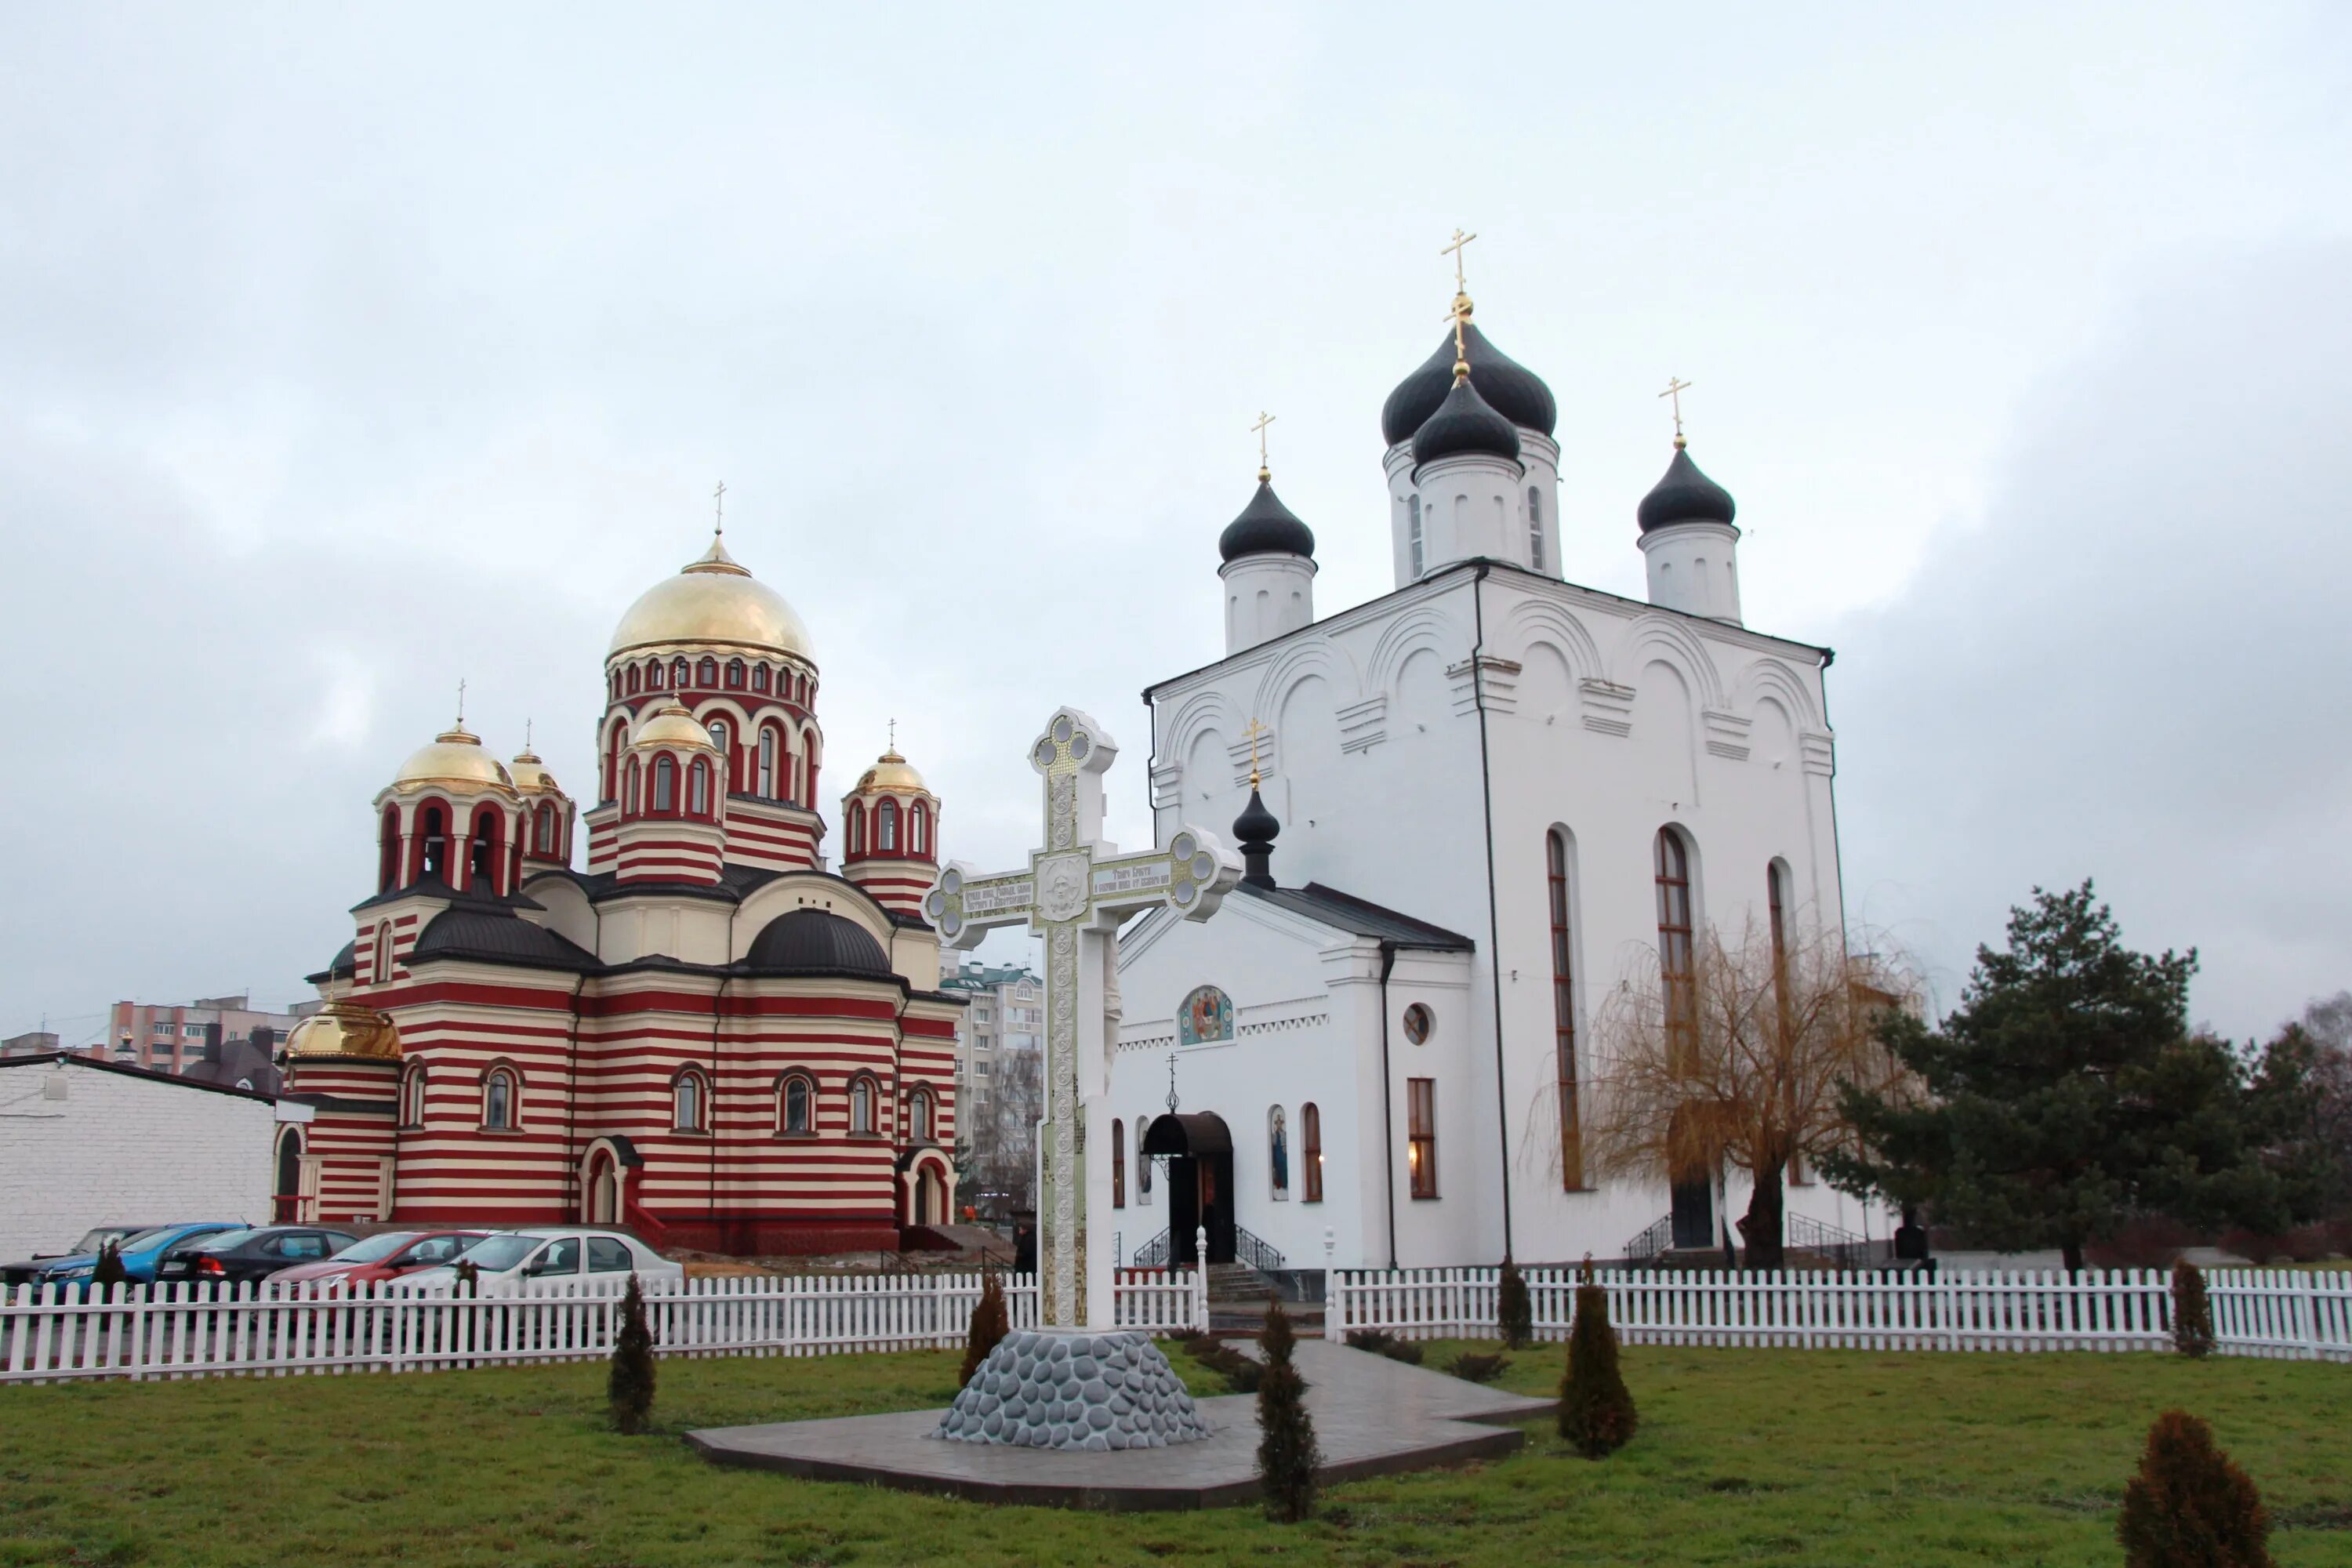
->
(271, 1229), (488, 1290)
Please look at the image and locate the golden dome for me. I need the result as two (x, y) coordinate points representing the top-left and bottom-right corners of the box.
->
(392, 724), (515, 792)
(854, 750), (929, 795)
(631, 697), (717, 753)
(608, 537), (815, 662)
(285, 1000), (402, 1061)
(510, 748), (562, 795)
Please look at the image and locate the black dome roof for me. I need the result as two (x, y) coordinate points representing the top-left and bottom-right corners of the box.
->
(1637, 445), (1738, 532)
(1232, 786), (1279, 848)
(744, 908), (891, 978)
(1412, 374), (1522, 466)
(1381, 320), (1557, 446)
(1218, 480), (1316, 564)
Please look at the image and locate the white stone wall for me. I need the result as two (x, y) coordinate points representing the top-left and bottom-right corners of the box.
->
(0, 1061), (279, 1263)
(1144, 561), (1886, 1267)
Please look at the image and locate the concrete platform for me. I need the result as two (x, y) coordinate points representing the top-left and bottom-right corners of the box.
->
(687, 1339), (1555, 1511)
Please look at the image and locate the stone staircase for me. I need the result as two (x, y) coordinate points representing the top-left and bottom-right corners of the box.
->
(1205, 1260), (1324, 1337)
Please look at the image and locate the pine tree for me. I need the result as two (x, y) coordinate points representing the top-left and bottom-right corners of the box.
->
(1559, 1257), (1636, 1459)
(91, 1241), (127, 1292)
(608, 1272), (657, 1435)
(2118, 1410), (2272, 1567)
(2171, 1259), (2216, 1359)
(1255, 1295), (1321, 1522)
(1497, 1258), (1534, 1349)
(959, 1269), (1011, 1386)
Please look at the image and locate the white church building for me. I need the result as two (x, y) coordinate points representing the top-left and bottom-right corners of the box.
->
(1105, 278), (1886, 1275)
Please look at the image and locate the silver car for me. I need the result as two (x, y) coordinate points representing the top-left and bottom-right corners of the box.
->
(401, 1228), (682, 1295)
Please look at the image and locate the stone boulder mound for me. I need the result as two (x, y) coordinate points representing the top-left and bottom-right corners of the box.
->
(933, 1328), (1212, 1450)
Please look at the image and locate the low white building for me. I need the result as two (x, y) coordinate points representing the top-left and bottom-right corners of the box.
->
(0, 1054), (304, 1264)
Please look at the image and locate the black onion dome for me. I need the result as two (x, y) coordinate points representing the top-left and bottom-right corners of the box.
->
(1232, 787), (1279, 847)
(1637, 445), (1738, 532)
(1412, 374), (1522, 466)
(1381, 320), (1558, 446)
(1218, 480), (1316, 564)
(744, 908), (891, 978)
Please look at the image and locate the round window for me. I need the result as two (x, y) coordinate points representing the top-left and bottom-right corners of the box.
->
(1402, 1004), (1433, 1045)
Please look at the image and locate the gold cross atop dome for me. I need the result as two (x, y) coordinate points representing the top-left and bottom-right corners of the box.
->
(1660, 377), (1693, 448)
(1442, 227), (1477, 294)
(713, 480), (727, 538)
(455, 677), (466, 727)
(1241, 717), (1269, 788)
(1250, 411), (1276, 482)
(1441, 228), (1478, 383)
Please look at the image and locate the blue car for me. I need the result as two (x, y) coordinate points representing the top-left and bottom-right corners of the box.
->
(3, 1223), (249, 1290)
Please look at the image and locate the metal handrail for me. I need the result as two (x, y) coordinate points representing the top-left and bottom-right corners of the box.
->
(1787, 1212), (1871, 1270)
(1133, 1229), (1171, 1269)
(1234, 1227), (1285, 1272)
(1623, 1214), (1675, 1268)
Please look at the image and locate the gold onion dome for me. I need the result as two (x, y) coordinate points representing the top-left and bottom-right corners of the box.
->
(854, 749), (928, 795)
(608, 536), (815, 662)
(510, 747), (561, 794)
(285, 1000), (402, 1061)
(392, 724), (515, 792)
(631, 696), (717, 752)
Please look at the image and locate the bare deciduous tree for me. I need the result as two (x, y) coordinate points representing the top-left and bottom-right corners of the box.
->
(1572, 915), (1920, 1268)
(956, 1046), (1044, 1219)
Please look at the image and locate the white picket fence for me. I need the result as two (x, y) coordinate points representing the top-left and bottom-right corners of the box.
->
(0, 1267), (1208, 1385)
(1326, 1265), (2352, 1360)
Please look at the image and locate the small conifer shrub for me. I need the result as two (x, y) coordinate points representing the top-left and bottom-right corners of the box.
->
(608, 1272), (657, 1435)
(1447, 1351), (1511, 1384)
(1497, 1258), (1534, 1349)
(2171, 1259), (2217, 1359)
(959, 1269), (1011, 1386)
(2118, 1410), (2272, 1568)
(1255, 1295), (1321, 1523)
(92, 1242), (127, 1292)
(454, 1258), (480, 1297)
(1559, 1255), (1636, 1459)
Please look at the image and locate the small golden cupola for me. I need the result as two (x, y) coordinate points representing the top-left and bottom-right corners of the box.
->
(511, 722), (575, 869)
(372, 693), (525, 900)
(840, 727), (940, 919)
(612, 695), (726, 886)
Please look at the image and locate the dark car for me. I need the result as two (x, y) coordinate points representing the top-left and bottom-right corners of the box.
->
(3, 1222), (247, 1288)
(154, 1225), (359, 1286)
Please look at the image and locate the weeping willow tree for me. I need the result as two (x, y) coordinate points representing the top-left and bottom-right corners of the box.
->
(1571, 914), (1920, 1268)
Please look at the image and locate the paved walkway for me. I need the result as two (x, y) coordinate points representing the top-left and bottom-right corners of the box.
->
(688, 1339), (1555, 1510)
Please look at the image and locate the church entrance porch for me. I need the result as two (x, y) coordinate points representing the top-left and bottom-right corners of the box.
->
(1142, 1111), (1236, 1266)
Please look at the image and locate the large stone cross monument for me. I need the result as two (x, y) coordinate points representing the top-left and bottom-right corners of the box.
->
(927, 707), (1240, 1329)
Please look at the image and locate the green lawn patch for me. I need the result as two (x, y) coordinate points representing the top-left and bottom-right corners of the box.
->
(2, 1341), (2347, 1566)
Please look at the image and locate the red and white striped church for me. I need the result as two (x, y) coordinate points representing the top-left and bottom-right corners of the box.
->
(278, 529), (961, 1255)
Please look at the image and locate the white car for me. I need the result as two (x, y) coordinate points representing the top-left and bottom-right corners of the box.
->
(401, 1228), (682, 1296)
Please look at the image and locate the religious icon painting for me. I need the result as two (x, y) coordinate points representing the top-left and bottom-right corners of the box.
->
(1269, 1105), (1289, 1200)
(1177, 985), (1234, 1046)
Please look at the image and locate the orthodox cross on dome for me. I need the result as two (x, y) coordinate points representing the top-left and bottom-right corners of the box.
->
(1660, 377), (1693, 448)
(524, 717), (533, 750)
(926, 708), (1240, 1327)
(454, 677), (466, 728)
(1240, 716), (1269, 787)
(1441, 226), (1477, 294)
(712, 480), (727, 538)
(1250, 411), (1276, 483)
(887, 716), (897, 751)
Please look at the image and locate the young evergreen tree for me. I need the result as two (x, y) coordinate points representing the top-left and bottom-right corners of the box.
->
(2118, 1410), (2272, 1567)
(2171, 1259), (2217, 1359)
(1497, 1258), (1534, 1349)
(1558, 1257), (1636, 1458)
(91, 1241), (127, 1291)
(608, 1272), (657, 1435)
(1821, 882), (2287, 1272)
(1255, 1294), (1321, 1522)
(958, 1269), (1011, 1386)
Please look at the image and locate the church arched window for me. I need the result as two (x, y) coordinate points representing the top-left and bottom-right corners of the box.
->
(1656, 827), (1696, 1066)
(623, 757), (641, 815)
(604, 719), (627, 804)
(697, 657), (717, 687)
(1302, 1103), (1323, 1202)
(726, 659), (745, 689)
(848, 1075), (879, 1134)
(645, 659), (663, 690)
(909, 801), (929, 856)
(706, 720), (731, 791)
(757, 727), (779, 798)
(1408, 494), (1425, 578)
(483, 1065), (519, 1131)
(908, 1087), (935, 1142)
(673, 1069), (709, 1133)
(848, 800), (866, 855)
(378, 805), (401, 892)
(1112, 1119), (1126, 1208)
(752, 664), (770, 694)
(652, 754), (677, 814)
(876, 799), (898, 853)
(373, 920), (394, 985)
(779, 1073), (814, 1134)
(466, 808), (501, 894)
(626, 665), (641, 695)
(688, 759), (710, 816)
(416, 804), (450, 883)
(399, 1064), (426, 1128)
(1528, 487), (1545, 571)
(671, 657), (691, 689)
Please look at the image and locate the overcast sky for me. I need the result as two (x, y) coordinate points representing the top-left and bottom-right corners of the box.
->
(3, 3), (2346, 1045)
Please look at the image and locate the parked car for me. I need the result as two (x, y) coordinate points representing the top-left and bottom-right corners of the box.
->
(270, 1229), (490, 1291)
(401, 1229), (681, 1295)
(154, 1225), (359, 1286)
(3, 1223), (249, 1288)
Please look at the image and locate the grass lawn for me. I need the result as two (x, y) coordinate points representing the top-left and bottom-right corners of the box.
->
(2, 1339), (2347, 1567)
